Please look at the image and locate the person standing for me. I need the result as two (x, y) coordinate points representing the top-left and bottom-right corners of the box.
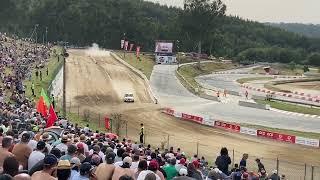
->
(0, 136), (14, 169)
(245, 90), (249, 99)
(46, 67), (49, 76)
(139, 123), (144, 144)
(51, 94), (55, 109)
(255, 158), (265, 173)
(28, 141), (46, 171)
(31, 82), (35, 96)
(39, 71), (42, 81)
(215, 147), (231, 175)
(12, 133), (32, 170)
(31, 154), (58, 180)
(239, 153), (248, 168)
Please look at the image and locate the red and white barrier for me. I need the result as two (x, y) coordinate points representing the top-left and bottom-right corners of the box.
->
(162, 108), (319, 148)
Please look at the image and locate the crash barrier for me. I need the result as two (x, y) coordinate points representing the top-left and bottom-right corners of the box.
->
(238, 101), (270, 110)
(240, 84), (320, 104)
(110, 52), (158, 104)
(162, 108), (320, 148)
(199, 93), (220, 102)
(227, 90), (241, 96)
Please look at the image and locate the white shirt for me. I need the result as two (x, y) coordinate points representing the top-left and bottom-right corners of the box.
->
(28, 151), (45, 171)
(137, 170), (161, 180)
(114, 161), (123, 167)
(55, 143), (68, 154)
(131, 161), (139, 169)
(28, 140), (37, 150)
(89, 150), (104, 159)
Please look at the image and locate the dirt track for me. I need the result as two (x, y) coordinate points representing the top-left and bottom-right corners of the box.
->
(65, 49), (320, 178)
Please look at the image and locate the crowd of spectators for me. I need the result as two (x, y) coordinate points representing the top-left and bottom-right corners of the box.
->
(0, 33), (287, 180)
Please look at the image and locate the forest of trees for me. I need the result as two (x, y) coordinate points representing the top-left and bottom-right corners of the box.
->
(266, 22), (320, 39)
(1, 0), (320, 66)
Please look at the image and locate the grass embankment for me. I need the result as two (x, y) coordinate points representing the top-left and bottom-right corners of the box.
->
(236, 77), (274, 84)
(242, 123), (320, 139)
(24, 46), (63, 99)
(264, 78), (320, 93)
(251, 65), (304, 75)
(177, 62), (237, 92)
(256, 99), (320, 116)
(115, 52), (155, 79)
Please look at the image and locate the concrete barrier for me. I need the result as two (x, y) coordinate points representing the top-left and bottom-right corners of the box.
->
(238, 101), (270, 110)
(251, 95), (265, 100)
(199, 93), (220, 102)
(228, 90), (240, 96)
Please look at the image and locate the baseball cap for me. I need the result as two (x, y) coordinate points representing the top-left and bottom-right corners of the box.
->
(179, 158), (186, 165)
(148, 160), (159, 170)
(44, 154), (58, 166)
(77, 143), (84, 150)
(123, 157), (132, 166)
(36, 141), (46, 150)
(57, 160), (71, 169)
(179, 168), (188, 176)
(192, 160), (200, 168)
(70, 157), (81, 168)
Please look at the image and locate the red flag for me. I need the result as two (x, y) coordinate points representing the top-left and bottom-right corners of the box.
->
(105, 116), (110, 130)
(46, 104), (58, 127)
(36, 96), (47, 117)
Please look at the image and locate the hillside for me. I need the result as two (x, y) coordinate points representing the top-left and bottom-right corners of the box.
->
(1, 0), (320, 65)
(266, 22), (320, 39)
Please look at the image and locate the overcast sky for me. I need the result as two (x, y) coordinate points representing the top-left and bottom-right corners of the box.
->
(146, 0), (320, 24)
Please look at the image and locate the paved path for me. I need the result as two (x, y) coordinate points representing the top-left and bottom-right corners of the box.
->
(150, 64), (320, 133)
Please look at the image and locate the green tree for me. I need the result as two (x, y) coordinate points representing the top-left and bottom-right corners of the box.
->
(307, 52), (320, 66)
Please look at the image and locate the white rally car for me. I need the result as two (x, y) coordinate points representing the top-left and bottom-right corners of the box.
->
(124, 93), (134, 103)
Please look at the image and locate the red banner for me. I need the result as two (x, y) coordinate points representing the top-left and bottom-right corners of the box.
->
(136, 46), (141, 57)
(181, 113), (203, 123)
(129, 44), (134, 51)
(164, 108), (174, 116)
(257, 130), (296, 143)
(214, 121), (240, 132)
(105, 116), (110, 130)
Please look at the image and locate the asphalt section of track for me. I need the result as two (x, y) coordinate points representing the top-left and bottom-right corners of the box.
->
(151, 64), (320, 133)
(66, 50), (320, 179)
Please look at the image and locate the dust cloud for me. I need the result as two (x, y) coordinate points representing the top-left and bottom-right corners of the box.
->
(85, 43), (110, 57)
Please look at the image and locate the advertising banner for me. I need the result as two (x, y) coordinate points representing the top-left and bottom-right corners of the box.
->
(155, 42), (173, 53)
(295, 136), (319, 147)
(105, 116), (110, 129)
(181, 113), (203, 123)
(214, 121), (240, 132)
(257, 130), (296, 143)
(240, 127), (257, 136)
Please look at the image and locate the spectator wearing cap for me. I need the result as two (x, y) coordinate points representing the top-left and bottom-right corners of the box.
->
(95, 152), (116, 180)
(70, 157), (81, 179)
(112, 157), (135, 180)
(31, 154), (58, 180)
(28, 148), (62, 176)
(12, 132), (32, 169)
(70, 162), (92, 180)
(2, 156), (19, 177)
(187, 162), (202, 180)
(57, 160), (71, 180)
(60, 144), (77, 161)
(28, 140), (46, 171)
(55, 135), (69, 155)
(163, 158), (178, 180)
(268, 170), (280, 180)
(137, 160), (162, 180)
(76, 134), (89, 156)
(89, 144), (104, 160)
(215, 147), (231, 175)
(175, 158), (186, 173)
(83, 145), (103, 165)
(0, 136), (14, 169)
(173, 168), (194, 180)
(76, 142), (86, 162)
(40, 133), (52, 153)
